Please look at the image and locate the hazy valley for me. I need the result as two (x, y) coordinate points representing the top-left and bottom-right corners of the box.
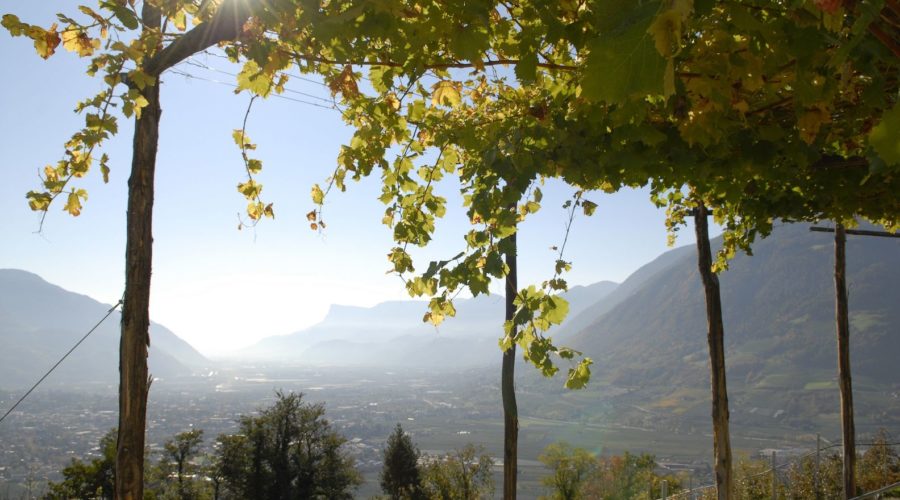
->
(1, 222), (899, 498)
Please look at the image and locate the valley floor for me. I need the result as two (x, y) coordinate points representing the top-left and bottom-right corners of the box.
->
(1, 365), (897, 499)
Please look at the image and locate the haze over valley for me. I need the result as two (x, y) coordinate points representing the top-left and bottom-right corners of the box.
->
(2, 223), (898, 497)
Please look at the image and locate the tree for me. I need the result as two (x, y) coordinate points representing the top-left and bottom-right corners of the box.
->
(214, 391), (360, 499)
(45, 428), (116, 500)
(579, 452), (680, 500)
(202, 457), (226, 500)
(537, 442), (597, 500)
(380, 424), (424, 500)
(857, 430), (900, 494)
(158, 429), (204, 500)
(421, 444), (495, 500)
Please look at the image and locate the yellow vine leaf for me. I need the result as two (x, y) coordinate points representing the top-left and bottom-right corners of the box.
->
(64, 191), (85, 216)
(311, 184), (325, 205)
(431, 81), (462, 108)
(231, 129), (255, 150)
(62, 28), (98, 57)
(32, 23), (61, 59)
(132, 94), (149, 119)
(26, 191), (52, 212)
(236, 60), (273, 97)
(172, 10), (187, 31)
(237, 180), (261, 200)
(328, 65), (359, 99)
(247, 201), (262, 220)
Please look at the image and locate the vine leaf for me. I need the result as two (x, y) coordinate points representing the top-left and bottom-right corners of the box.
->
(565, 358), (593, 390)
(62, 29), (98, 56)
(869, 103), (900, 167)
(236, 60), (273, 97)
(431, 81), (462, 108)
(582, 2), (666, 103)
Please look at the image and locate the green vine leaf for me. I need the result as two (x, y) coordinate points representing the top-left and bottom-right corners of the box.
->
(582, 2), (666, 103)
(869, 103), (900, 167)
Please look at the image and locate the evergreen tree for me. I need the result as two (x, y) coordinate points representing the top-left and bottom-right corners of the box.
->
(380, 424), (424, 499)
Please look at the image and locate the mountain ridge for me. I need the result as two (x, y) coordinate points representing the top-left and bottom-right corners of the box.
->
(0, 269), (210, 390)
(236, 280), (619, 365)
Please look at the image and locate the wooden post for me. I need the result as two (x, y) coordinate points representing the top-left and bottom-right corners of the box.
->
(771, 451), (777, 500)
(502, 231), (518, 500)
(107, 3), (256, 498)
(834, 223), (856, 498)
(694, 203), (734, 499)
(815, 434), (821, 500)
(810, 223), (898, 497)
(662, 479), (668, 499)
(116, 5), (161, 499)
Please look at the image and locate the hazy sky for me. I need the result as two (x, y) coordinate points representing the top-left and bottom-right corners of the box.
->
(0, 3), (712, 355)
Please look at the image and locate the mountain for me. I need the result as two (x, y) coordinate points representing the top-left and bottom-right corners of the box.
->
(554, 244), (696, 343)
(241, 222), (899, 431)
(0, 269), (210, 389)
(236, 281), (618, 367)
(563, 223), (900, 431)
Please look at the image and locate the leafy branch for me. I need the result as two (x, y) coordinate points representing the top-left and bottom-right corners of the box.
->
(234, 96), (274, 229)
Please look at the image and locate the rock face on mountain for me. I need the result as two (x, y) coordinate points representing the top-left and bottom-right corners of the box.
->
(0, 269), (209, 389)
(238, 281), (619, 368)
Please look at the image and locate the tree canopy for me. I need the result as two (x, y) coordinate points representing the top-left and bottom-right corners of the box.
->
(46, 428), (117, 500)
(214, 391), (361, 499)
(421, 444), (495, 500)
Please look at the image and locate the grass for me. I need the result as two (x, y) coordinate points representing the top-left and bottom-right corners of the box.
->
(755, 373), (805, 390)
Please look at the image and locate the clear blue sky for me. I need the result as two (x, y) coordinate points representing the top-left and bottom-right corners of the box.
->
(0, 3), (711, 355)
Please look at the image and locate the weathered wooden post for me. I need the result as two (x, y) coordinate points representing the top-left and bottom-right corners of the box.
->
(694, 202), (734, 499)
(815, 434), (821, 500)
(834, 223), (856, 499)
(771, 451), (777, 500)
(809, 224), (900, 498)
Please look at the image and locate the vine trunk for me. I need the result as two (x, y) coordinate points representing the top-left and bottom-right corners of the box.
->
(694, 203), (734, 499)
(502, 232), (518, 500)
